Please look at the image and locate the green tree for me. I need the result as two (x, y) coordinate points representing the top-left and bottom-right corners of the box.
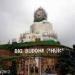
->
(10, 60), (17, 75)
(56, 49), (75, 75)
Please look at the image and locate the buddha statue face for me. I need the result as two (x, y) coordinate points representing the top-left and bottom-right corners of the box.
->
(34, 8), (47, 22)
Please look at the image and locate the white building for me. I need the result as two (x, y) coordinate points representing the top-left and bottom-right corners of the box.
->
(19, 7), (58, 43)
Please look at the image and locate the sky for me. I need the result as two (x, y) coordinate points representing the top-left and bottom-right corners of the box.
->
(0, 0), (75, 47)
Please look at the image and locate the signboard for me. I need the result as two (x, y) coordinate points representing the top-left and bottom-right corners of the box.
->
(14, 47), (67, 54)
(0, 70), (10, 74)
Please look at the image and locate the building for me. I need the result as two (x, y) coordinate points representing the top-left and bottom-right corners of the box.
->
(19, 7), (58, 43)
(0, 7), (72, 75)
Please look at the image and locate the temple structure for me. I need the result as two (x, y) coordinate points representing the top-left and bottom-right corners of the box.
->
(0, 7), (72, 75)
(19, 7), (58, 43)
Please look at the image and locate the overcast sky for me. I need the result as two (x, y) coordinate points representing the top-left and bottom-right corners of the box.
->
(0, 0), (75, 47)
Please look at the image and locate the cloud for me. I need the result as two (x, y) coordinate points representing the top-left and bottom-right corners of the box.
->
(0, 0), (75, 47)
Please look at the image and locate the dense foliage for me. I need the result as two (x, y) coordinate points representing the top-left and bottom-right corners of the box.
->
(56, 47), (75, 75)
(0, 40), (60, 49)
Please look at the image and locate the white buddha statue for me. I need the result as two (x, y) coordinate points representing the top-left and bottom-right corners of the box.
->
(30, 7), (58, 41)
